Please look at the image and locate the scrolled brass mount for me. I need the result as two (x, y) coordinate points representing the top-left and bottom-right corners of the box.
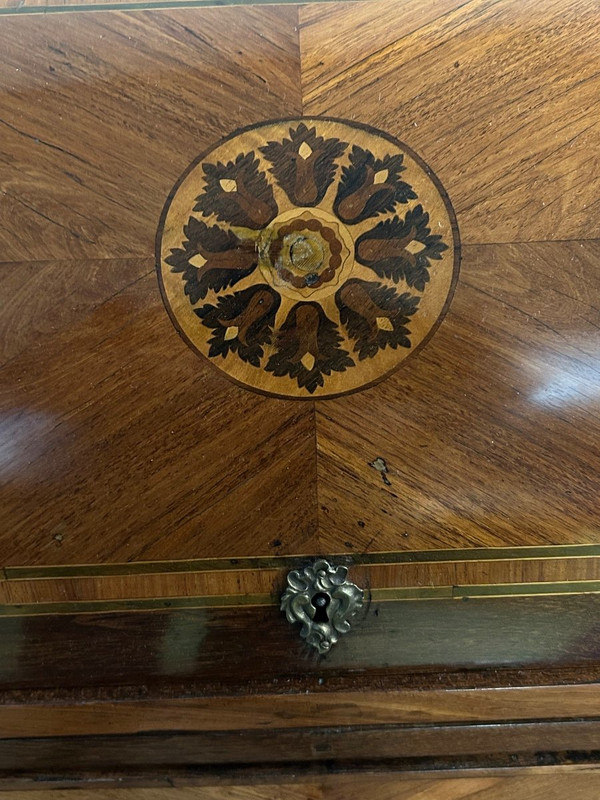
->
(280, 558), (364, 654)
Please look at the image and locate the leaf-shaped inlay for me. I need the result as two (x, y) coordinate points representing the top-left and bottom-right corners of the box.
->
(266, 302), (354, 393)
(333, 146), (416, 225)
(195, 284), (280, 367)
(355, 205), (448, 291)
(195, 151), (277, 229)
(261, 123), (347, 207)
(158, 118), (459, 398)
(336, 279), (420, 360)
(166, 217), (258, 303)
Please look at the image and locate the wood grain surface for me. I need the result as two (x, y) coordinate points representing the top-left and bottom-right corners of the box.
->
(301, 0), (600, 244)
(0, 8), (300, 262)
(4, 774), (600, 800)
(3, 0), (600, 785)
(316, 240), (600, 553)
(6, 719), (600, 770)
(1, 2), (600, 593)
(0, 269), (317, 565)
(0, 6), (316, 569)
(5, 555), (600, 605)
(2, 595), (600, 694)
(0, 0), (313, 9)
(4, 683), (600, 738)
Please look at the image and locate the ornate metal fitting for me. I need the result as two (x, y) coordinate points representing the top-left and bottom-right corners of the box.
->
(281, 559), (364, 654)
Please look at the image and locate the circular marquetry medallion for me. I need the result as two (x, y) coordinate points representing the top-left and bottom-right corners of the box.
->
(156, 118), (460, 398)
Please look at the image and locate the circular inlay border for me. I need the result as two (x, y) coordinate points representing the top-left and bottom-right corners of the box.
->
(156, 117), (461, 399)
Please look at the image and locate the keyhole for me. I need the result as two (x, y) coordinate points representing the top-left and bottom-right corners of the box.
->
(312, 592), (331, 623)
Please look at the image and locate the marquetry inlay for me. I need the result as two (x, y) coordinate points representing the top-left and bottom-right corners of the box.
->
(157, 118), (460, 398)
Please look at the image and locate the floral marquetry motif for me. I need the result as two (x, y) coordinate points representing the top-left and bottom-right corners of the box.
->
(157, 118), (460, 398)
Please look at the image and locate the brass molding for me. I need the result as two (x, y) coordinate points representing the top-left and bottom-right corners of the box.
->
(0, 0), (361, 17)
(371, 580), (600, 602)
(0, 593), (276, 617)
(6, 543), (600, 581)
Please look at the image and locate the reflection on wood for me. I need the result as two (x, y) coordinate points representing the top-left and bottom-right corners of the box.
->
(0, 0), (598, 580)
(2, 595), (600, 694)
(317, 241), (600, 553)
(1, 0), (600, 786)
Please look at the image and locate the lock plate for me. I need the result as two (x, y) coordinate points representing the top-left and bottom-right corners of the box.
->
(280, 559), (364, 654)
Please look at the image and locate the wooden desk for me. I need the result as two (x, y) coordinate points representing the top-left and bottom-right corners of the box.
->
(1, 0), (600, 789)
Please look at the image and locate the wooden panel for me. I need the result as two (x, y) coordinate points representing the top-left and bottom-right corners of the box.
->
(321, 775), (600, 800)
(0, 258), (153, 365)
(1, 0), (600, 783)
(5, 556), (600, 605)
(0, 6), (301, 263)
(0, 272), (316, 565)
(5, 774), (600, 800)
(1, 596), (600, 693)
(3, 720), (600, 770)
(4, 684), (600, 738)
(0, 0), (261, 6)
(301, 0), (600, 243)
(0, 6), (314, 569)
(0, 0), (310, 8)
(2, 0), (600, 580)
(316, 241), (600, 553)
(299, 0), (467, 94)
(0, 0), (197, 7)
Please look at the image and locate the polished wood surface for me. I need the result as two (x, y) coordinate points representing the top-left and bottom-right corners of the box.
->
(6, 552), (600, 605)
(1, 275), (316, 564)
(317, 240), (600, 553)
(301, 0), (600, 244)
(1, 0), (599, 584)
(1, 0), (600, 784)
(4, 683), (600, 738)
(0, 0), (309, 8)
(6, 774), (600, 800)
(0, 8), (300, 262)
(5, 590), (600, 784)
(5, 720), (600, 770)
(2, 595), (600, 694)
(0, 6), (316, 568)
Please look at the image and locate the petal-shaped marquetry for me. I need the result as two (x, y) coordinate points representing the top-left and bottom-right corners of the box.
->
(266, 302), (354, 394)
(194, 151), (278, 229)
(165, 217), (258, 302)
(195, 284), (280, 368)
(333, 146), (417, 225)
(261, 122), (347, 207)
(355, 205), (449, 292)
(157, 117), (459, 398)
(336, 279), (420, 360)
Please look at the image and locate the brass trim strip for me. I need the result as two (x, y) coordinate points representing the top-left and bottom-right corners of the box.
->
(0, 592), (276, 617)
(6, 544), (600, 581)
(371, 581), (600, 602)
(0, 0), (360, 17)
(371, 586), (452, 601)
(3, 581), (600, 616)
